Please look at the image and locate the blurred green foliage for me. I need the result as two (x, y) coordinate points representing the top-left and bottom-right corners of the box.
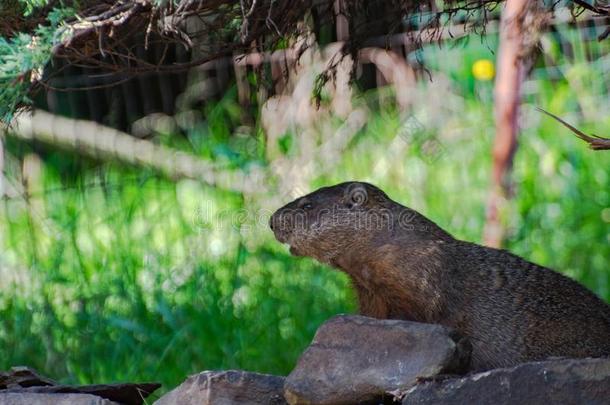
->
(0, 7), (74, 121)
(1, 26), (609, 397)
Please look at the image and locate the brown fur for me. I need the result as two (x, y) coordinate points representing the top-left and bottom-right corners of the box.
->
(270, 181), (610, 371)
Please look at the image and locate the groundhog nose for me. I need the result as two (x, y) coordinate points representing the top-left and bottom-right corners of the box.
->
(269, 211), (281, 232)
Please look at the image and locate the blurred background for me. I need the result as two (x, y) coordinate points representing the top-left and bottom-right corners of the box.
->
(1, 0), (609, 394)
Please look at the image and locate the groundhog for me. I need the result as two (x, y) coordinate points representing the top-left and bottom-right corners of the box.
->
(269, 181), (610, 371)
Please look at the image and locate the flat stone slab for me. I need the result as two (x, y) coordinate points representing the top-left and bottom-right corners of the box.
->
(0, 367), (159, 405)
(0, 393), (119, 405)
(402, 357), (610, 405)
(0, 367), (58, 389)
(154, 370), (286, 405)
(284, 315), (471, 405)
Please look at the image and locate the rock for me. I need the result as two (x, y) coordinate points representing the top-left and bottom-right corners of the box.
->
(72, 383), (160, 405)
(0, 367), (57, 389)
(284, 315), (471, 405)
(0, 366), (160, 405)
(0, 392), (119, 404)
(154, 370), (286, 405)
(402, 357), (610, 405)
(3, 383), (161, 405)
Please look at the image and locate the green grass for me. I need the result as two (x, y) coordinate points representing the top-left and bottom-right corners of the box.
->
(1, 27), (609, 395)
(0, 169), (354, 389)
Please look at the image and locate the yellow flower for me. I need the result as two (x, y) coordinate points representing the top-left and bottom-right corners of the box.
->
(472, 59), (495, 81)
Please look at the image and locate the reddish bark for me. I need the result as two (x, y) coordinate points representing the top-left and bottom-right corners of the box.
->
(483, 0), (528, 248)
(334, 0), (349, 41)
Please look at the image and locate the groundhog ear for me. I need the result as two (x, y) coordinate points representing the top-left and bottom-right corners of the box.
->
(345, 185), (368, 208)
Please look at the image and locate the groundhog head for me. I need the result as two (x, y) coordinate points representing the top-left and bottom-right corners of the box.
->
(269, 182), (400, 265)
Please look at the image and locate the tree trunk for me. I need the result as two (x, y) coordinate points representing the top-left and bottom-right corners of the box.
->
(483, 0), (528, 248)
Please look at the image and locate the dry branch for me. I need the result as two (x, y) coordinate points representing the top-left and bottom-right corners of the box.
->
(536, 107), (610, 151)
(2, 110), (266, 194)
(5, 0), (603, 117)
(51, 0), (311, 73)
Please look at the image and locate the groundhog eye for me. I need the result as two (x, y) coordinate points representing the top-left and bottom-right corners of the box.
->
(302, 203), (313, 210)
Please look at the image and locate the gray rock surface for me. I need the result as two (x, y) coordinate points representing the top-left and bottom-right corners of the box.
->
(0, 393), (118, 405)
(402, 357), (610, 405)
(0, 367), (58, 389)
(2, 384), (161, 405)
(284, 315), (471, 405)
(154, 370), (286, 405)
(0, 366), (159, 405)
